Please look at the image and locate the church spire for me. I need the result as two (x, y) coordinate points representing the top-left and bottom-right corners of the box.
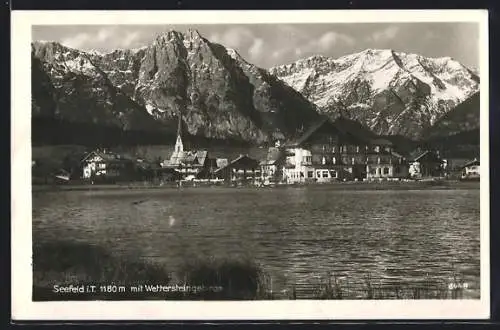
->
(174, 110), (183, 153)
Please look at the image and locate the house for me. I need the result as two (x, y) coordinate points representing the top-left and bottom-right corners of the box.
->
(81, 149), (135, 182)
(282, 116), (408, 182)
(461, 158), (480, 180)
(283, 117), (338, 183)
(214, 154), (260, 185)
(408, 149), (444, 179)
(161, 113), (210, 179)
(283, 146), (315, 183)
(365, 139), (409, 180)
(439, 157), (471, 179)
(260, 143), (285, 183)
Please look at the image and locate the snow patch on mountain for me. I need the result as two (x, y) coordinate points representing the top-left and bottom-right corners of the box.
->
(270, 48), (479, 138)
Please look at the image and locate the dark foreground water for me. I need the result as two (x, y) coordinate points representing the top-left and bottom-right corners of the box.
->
(32, 186), (481, 299)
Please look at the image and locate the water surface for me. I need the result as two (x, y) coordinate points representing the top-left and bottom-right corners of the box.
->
(32, 186), (480, 298)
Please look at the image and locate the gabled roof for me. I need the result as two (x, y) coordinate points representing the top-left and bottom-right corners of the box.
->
(286, 117), (329, 147)
(165, 150), (208, 167)
(390, 150), (405, 159)
(214, 154), (259, 173)
(285, 116), (378, 148)
(229, 154), (259, 167)
(462, 158), (480, 168)
(408, 149), (443, 162)
(81, 150), (132, 163)
(408, 150), (429, 162)
(333, 117), (377, 143)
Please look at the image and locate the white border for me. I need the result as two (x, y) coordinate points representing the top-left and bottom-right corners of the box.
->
(11, 10), (490, 320)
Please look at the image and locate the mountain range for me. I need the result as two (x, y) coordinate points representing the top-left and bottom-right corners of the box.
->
(32, 29), (320, 146)
(270, 49), (479, 139)
(31, 29), (480, 148)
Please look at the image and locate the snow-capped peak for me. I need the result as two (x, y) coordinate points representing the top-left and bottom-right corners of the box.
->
(88, 49), (105, 56)
(226, 48), (240, 60)
(269, 48), (479, 138)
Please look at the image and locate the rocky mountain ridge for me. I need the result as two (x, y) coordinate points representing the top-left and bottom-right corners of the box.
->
(32, 31), (480, 145)
(31, 29), (320, 145)
(270, 49), (480, 139)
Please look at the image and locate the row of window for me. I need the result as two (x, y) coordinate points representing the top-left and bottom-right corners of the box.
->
(368, 166), (402, 175)
(319, 145), (389, 153)
(317, 156), (400, 165)
(369, 167), (391, 175)
(289, 171), (305, 179)
(289, 170), (337, 179)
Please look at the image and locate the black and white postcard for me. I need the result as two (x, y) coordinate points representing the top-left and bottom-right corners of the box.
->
(11, 9), (490, 320)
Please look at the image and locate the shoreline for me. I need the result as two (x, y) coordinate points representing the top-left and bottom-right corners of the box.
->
(32, 179), (480, 193)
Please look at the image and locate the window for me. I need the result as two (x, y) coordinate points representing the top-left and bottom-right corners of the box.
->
(317, 171), (321, 178)
(333, 157), (336, 165)
(330, 170), (337, 178)
(323, 171), (329, 178)
(322, 157), (326, 165)
(351, 158), (355, 165)
(322, 145), (327, 152)
(356, 146), (360, 153)
(383, 167), (390, 175)
(308, 171), (314, 178)
(365, 145), (369, 151)
(377, 157), (381, 164)
(332, 146), (336, 153)
(375, 146), (380, 153)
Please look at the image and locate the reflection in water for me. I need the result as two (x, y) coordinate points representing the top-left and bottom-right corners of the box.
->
(33, 187), (480, 298)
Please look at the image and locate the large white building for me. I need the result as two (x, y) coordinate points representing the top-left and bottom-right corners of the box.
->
(282, 147), (314, 183)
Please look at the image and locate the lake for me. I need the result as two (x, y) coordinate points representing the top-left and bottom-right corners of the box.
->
(32, 185), (481, 299)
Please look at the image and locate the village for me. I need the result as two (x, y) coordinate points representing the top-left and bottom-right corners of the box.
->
(32, 116), (480, 187)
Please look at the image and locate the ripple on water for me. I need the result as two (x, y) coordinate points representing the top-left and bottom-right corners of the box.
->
(33, 187), (481, 299)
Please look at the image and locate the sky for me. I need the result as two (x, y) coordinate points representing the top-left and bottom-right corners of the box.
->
(32, 23), (479, 69)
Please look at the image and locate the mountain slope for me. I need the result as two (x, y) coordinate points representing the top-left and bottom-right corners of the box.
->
(32, 41), (164, 132)
(270, 49), (479, 139)
(422, 92), (480, 140)
(31, 30), (321, 145)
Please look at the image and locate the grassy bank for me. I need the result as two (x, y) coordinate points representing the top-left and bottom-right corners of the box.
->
(33, 240), (269, 300)
(33, 240), (467, 301)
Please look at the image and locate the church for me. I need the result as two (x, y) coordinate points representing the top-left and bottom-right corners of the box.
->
(161, 113), (211, 179)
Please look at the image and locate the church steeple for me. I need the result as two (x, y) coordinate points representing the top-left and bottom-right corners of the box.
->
(174, 111), (183, 153)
